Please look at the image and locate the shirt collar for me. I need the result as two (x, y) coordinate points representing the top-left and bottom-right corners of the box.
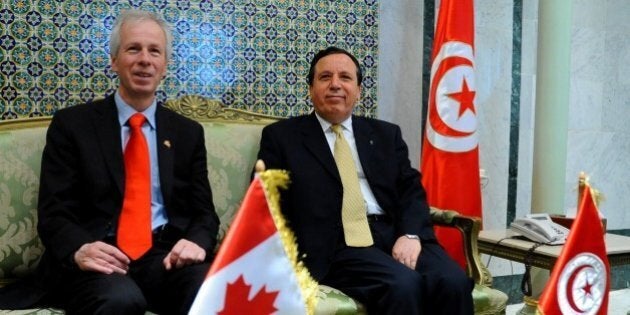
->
(314, 112), (353, 133)
(115, 91), (157, 129)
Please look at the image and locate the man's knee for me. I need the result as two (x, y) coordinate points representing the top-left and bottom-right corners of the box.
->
(426, 269), (474, 314)
(387, 269), (422, 299)
(64, 274), (147, 315)
(371, 270), (422, 314)
(94, 285), (147, 314)
(440, 267), (473, 295)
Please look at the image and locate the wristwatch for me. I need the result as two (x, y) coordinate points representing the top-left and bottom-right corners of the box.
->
(404, 234), (420, 240)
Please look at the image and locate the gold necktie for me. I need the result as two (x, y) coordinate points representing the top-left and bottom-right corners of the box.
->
(331, 124), (373, 247)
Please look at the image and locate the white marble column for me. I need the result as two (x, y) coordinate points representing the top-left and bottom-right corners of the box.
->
(531, 0), (572, 215)
(525, 1), (574, 313)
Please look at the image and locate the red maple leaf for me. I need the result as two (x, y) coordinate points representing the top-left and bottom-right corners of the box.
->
(218, 275), (279, 315)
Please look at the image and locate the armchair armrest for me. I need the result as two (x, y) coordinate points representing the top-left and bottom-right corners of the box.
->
(429, 207), (493, 287)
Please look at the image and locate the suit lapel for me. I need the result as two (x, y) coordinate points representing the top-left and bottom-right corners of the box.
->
(301, 114), (340, 180)
(93, 95), (125, 195)
(156, 106), (174, 205)
(353, 117), (376, 181)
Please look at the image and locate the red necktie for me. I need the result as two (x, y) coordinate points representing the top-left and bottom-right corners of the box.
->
(117, 113), (152, 260)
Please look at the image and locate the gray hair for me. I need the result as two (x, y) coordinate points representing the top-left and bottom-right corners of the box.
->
(109, 9), (173, 61)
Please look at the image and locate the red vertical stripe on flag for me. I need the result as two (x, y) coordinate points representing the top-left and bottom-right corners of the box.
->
(421, 0), (482, 269)
(190, 171), (317, 314)
(208, 177), (276, 275)
(537, 185), (610, 315)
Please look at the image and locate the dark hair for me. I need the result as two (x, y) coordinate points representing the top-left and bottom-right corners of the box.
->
(306, 46), (363, 86)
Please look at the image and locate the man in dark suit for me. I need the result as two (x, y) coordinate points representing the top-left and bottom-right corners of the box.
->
(256, 46), (474, 314)
(34, 10), (219, 314)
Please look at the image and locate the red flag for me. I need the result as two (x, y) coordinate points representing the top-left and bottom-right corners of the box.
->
(420, 0), (482, 268)
(537, 185), (610, 315)
(189, 170), (318, 315)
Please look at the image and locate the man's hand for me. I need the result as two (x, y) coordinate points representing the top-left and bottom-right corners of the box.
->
(392, 236), (422, 269)
(163, 239), (206, 270)
(74, 241), (130, 274)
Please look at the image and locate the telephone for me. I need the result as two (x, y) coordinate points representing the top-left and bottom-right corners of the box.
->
(510, 213), (570, 245)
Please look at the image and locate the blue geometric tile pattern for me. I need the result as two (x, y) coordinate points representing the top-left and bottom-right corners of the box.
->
(0, 0), (379, 119)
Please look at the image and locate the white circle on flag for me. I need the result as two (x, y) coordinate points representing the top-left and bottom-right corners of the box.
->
(426, 41), (478, 153)
(556, 253), (606, 315)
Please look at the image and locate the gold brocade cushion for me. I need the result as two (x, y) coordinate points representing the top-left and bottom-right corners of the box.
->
(0, 124), (48, 280)
(315, 285), (367, 315)
(202, 122), (267, 244)
(472, 283), (509, 315)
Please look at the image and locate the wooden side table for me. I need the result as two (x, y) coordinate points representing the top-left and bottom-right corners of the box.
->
(477, 229), (630, 314)
(478, 230), (630, 268)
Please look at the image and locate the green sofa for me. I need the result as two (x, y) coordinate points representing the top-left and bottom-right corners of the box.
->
(0, 95), (506, 314)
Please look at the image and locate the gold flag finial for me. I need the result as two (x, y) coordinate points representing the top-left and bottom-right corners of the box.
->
(577, 171), (587, 206)
(255, 159), (266, 173)
(577, 172), (604, 207)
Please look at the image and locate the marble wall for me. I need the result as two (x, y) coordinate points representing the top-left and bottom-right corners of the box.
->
(565, 0), (630, 230)
(377, 0), (424, 162)
(379, 0), (630, 282)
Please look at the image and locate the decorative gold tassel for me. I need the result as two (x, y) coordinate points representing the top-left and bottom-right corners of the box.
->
(258, 170), (319, 315)
(578, 171), (605, 207)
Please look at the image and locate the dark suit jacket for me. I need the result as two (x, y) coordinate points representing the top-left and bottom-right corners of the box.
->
(257, 113), (436, 279)
(36, 95), (219, 280)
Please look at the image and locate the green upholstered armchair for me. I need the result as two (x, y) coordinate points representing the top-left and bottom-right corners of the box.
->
(0, 96), (505, 314)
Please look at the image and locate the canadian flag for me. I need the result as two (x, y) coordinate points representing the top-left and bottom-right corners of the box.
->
(536, 182), (610, 315)
(189, 170), (318, 315)
(420, 0), (482, 268)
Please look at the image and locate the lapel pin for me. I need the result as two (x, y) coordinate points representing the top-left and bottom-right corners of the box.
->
(164, 140), (171, 148)
(369, 140), (374, 145)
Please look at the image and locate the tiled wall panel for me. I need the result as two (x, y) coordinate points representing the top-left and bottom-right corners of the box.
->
(0, 0), (379, 119)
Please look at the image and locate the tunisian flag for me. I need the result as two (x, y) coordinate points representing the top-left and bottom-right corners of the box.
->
(420, 0), (482, 268)
(189, 170), (318, 315)
(537, 183), (610, 315)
